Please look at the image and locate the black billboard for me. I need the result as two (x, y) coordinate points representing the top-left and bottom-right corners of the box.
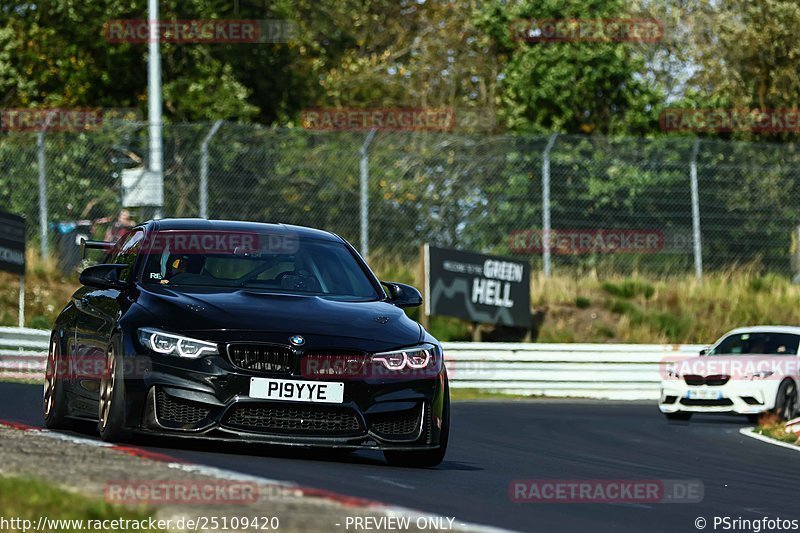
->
(424, 245), (531, 328)
(0, 210), (26, 275)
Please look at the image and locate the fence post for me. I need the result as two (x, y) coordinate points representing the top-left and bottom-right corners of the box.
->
(793, 225), (800, 284)
(148, 0), (164, 219)
(359, 129), (377, 259)
(200, 120), (224, 219)
(690, 139), (703, 282)
(18, 274), (25, 328)
(541, 133), (558, 277)
(36, 129), (50, 259)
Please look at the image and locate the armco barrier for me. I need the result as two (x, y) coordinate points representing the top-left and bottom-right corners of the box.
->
(0, 327), (50, 380)
(442, 342), (705, 400)
(0, 328), (704, 400)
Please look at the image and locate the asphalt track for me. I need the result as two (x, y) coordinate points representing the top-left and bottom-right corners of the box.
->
(1, 382), (798, 533)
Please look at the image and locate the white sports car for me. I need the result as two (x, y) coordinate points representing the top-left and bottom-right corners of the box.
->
(659, 326), (800, 422)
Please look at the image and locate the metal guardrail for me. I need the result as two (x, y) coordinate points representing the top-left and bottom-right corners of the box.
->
(0, 327), (50, 380)
(0, 328), (703, 400)
(442, 342), (705, 400)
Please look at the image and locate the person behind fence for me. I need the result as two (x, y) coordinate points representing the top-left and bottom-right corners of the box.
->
(104, 209), (136, 243)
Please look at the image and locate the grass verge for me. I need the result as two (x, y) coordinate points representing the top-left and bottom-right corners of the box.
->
(754, 415), (800, 445)
(371, 257), (800, 343)
(0, 476), (163, 532)
(450, 388), (543, 401)
(0, 377), (41, 385)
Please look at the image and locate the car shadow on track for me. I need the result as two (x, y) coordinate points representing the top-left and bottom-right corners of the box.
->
(62, 420), (481, 471)
(664, 413), (755, 426)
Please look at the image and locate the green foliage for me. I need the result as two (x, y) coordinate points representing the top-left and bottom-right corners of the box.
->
(630, 310), (691, 340)
(28, 315), (51, 330)
(0, 476), (163, 532)
(478, 0), (663, 134)
(595, 325), (615, 338)
(601, 279), (655, 299)
(2, 0), (799, 143)
(748, 274), (783, 293)
(756, 418), (800, 444)
(575, 296), (591, 308)
(537, 328), (577, 343)
(607, 298), (638, 315)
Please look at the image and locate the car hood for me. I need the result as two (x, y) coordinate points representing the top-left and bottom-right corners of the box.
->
(135, 284), (423, 349)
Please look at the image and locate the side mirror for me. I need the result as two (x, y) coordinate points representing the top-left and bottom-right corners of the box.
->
(699, 348), (709, 356)
(80, 264), (129, 290)
(381, 281), (423, 308)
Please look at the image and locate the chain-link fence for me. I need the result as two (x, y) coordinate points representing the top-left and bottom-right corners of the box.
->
(2, 121), (799, 278)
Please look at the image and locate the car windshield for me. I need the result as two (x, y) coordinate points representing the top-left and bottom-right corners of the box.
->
(709, 332), (800, 356)
(140, 230), (380, 300)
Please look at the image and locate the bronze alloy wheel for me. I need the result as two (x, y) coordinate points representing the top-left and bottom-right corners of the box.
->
(42, 340), (58, 418)
(98, 346), (117, 430)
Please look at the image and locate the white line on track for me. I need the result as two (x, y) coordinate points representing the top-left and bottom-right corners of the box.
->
(36, 430), (115, 447)
(366, 475), (415, 489)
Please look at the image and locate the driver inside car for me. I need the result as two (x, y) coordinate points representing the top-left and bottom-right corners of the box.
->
(161, 254), (206, 284)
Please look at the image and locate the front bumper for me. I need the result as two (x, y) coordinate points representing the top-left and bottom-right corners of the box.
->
(121, 342), (447, 450)
(658, 379), (780, 415)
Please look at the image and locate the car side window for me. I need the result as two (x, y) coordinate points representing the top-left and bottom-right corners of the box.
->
(114, 230), (144, 282)
(106, 232), (132, 264)
(711, 332), (800, 355)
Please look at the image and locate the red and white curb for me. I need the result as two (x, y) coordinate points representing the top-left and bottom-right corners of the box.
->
(0, 420), (512, 533)
(739, 427), (800, 453)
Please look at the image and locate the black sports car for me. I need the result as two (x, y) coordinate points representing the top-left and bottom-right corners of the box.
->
(44, 219), (449, 467)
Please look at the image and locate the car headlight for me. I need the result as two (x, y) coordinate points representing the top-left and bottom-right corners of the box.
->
(372, 344), (438, 371)
(138, 327), (218, 358)
(745, 370), (774, 380)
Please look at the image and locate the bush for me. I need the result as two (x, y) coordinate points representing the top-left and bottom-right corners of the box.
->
(607, 299), (639, 316)
(632, 311), (692, 340)
(601, 280), (655, 299)
(28, 315), (51, 330)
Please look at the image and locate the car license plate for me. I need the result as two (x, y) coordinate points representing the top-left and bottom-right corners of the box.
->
(249, 378), (344, 404)
(686, 389), (722, 400)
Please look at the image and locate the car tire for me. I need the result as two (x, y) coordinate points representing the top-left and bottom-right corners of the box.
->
(43, 335), (70, 429)
(384, 384), (450, 468)
(664, 411), (692, 421)
(773, 380), (798, 421)
(98, 337), (132, 442)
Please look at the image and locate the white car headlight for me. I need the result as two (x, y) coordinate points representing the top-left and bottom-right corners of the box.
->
(744, 370), (774, 380)
(138, 328), (218, 359)
(372, 344), (438, 371)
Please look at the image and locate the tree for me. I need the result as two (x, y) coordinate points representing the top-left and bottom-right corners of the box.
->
(477, 0), (663, 135)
